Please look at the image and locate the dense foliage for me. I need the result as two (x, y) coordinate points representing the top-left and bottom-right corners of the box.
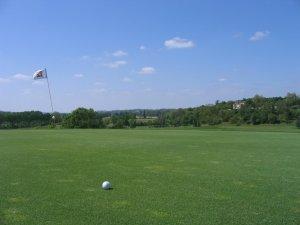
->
(1, 93), (299, 129)
(0, 111), (52, 129)
(156, 93), (300, 127)
(296, 117), (300, 128)
(62, 108), (103, 128)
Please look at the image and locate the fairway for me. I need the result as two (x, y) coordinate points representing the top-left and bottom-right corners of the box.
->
(0, 129), (299, 225)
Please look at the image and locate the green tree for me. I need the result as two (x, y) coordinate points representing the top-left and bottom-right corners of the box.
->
(63, 108), (103, 128)
(268, 113), (279, 124)
(296, 117), (300, 128)
(128, 119), (136, 128)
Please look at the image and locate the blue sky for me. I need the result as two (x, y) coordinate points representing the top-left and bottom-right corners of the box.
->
(0, 0), (299, 112)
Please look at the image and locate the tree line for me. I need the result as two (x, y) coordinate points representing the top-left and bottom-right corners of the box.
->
(1, 93), (300, 129)
(0, 111), (52, 129)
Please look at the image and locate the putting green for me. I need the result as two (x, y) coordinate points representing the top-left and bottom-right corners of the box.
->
(0, 128), (299, 224)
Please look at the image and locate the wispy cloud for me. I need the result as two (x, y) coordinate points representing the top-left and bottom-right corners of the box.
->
(139, 45), (146, 50)
(80, 55), (91, 61)
(0, 77), (10, 83)
(112, 50), (127, 57)
(13, 73), (31, 80)
(233, 32), (243, 38)
(138, 66), (155, 75)
(122, 77), (132, 82)
(79, 55), (102, 63)
(164, 37), (195, 49)
(218, 78), (227, 82)
(74, 73), (84, 78)
(94, 81), (105, 86)
(144, 88), (152, 92)
(103, 60), (127, 69)
(89, 88), (107, 95)
(249, 31), (270, 42)
(32, 80), (44, 85)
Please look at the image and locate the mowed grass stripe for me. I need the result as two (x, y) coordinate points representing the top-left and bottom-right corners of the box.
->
(0, 129), (299, 225)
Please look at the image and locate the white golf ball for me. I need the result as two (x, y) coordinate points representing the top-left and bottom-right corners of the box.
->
(102, 181), (111, 190)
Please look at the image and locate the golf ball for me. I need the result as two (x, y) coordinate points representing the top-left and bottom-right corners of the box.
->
(102, 181), (111, 190)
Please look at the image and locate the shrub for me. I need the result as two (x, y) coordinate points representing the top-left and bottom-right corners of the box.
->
(296, 117), (300, 128)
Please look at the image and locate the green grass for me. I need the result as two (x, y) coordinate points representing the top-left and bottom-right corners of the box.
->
(0, 128), (299, 225)
(137, 123), (300, 133)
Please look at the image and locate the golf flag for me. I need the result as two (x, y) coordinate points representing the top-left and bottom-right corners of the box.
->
(33, 69), (47, 80)
(33, 68), (54, 114)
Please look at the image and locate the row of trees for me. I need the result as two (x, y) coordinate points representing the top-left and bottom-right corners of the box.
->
(0, 111), (52, 129)
(63, 108), (137, 128)
(1, 93), (300, 129)
(155, 93), (300, 127)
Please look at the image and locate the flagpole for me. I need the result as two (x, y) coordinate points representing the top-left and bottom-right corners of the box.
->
(45, 68), (54, 114)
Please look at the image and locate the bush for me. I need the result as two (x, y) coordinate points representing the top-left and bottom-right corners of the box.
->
(128, 119), (136, 128)
(230, 114), (242, 125)
(268, 113), (279, 124)
(296, 117), (300, 128)
(251, 112), (261, 125)
(208, 117), (222, 125)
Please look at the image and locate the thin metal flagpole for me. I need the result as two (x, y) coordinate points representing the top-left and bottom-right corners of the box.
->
(45, 68), (54, 114)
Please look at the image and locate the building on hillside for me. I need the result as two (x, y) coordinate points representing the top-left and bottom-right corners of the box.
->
(233, 101), (245, 110)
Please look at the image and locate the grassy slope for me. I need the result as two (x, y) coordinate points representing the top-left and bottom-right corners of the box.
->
(0, 128), (299, 225)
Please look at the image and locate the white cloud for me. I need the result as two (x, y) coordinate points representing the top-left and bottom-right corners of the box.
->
(74, 74), (84, 78)
(79, 55), (102, 63)
(94, 81), (105, 86)
(164, 37), (195, 49)
(249, 31), (270, 42)
(218, 78), (227, 82)
(13, 73), (31, 80)
(103, 60), (127, 68)
(139, 66), (155, 75)
(233, 32), (243, 38)
(112, 50), (127, 57)
(122, 77), (132, 82)
(0, 77), (10, 83)
(32, 80), (44, 85)
(139, 45), (146, 50)
(80, 55), (90, 60)
(89, 88), (107, 95)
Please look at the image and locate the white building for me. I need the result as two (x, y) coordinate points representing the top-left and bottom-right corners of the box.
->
(233, 101), (245, 110)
